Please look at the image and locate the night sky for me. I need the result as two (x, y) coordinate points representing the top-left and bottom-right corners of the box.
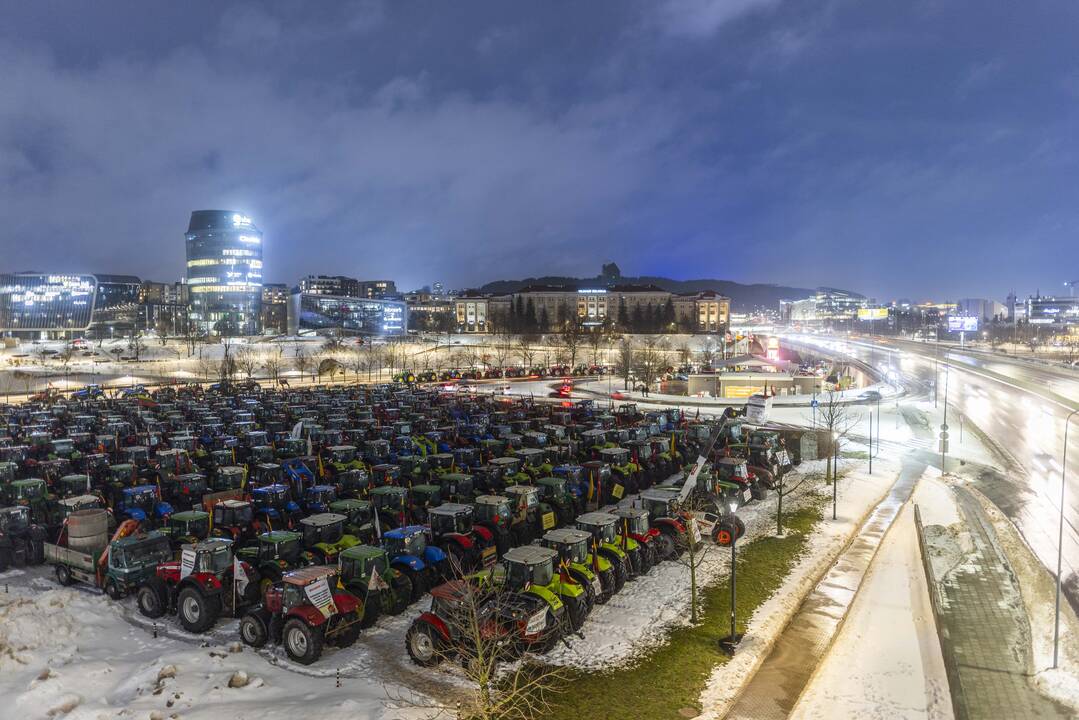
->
(2, 1), (1078, 301)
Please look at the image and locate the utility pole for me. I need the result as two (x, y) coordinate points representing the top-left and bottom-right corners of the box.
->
(1055, 409), (1079, 668)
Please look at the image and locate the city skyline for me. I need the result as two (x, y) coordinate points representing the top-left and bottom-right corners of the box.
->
(3, 3), (1078, 301)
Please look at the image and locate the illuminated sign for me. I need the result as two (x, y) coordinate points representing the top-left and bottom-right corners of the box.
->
(232, 214), (253, 226)
(857, 308), (888, 320)
(947, 316), (979, 332)
(577, 289), (606, 294)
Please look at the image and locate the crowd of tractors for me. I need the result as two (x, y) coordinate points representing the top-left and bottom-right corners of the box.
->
(0, 380), (808, 667)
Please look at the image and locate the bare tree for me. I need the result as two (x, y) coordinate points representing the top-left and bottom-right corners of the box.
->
(614, 337), (636, 390)
(128, 332), (145, 362)
(635, 336), (668, 393)
(516, 333), (540, 371)
(218, 340), (238, 384)
(293, 345), (312, 383)
(674, 497), (716, 625)
(558, 321), (583, 370)
(344, 344), (366, 381)
(490, 332), (515, 377)
(234, 346), (258, 381)
(698, 336), (719, 370)
(676, 341), (692, 370)
(816, 389), (856, 484)
(586, 327), (608, 367)
(262, 347), (284, 388)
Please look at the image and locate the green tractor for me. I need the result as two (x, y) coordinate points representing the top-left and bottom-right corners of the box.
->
(339, 544), (414, 622)
(162, 510), (211, 552)
(433, 472), (476, 504)
(474, 545), (572, 645)
(504, 484), (560, 543)
(472, 494), (514, 557)
(370, 485), (410, 529)
(408, 483), (443, 525)
(329, 498), (383, 544)
(535, 476), (581, 527)
(489, 456), (529, 486)
(513, 448), (552, 480)
(597, 447), (642, 498)
(4, 478), (53, 525)
(235, 530), (313, 597)
(299, 512), (361, 565)
(542, 527), (608, 607)
(575, 512), (633, 593)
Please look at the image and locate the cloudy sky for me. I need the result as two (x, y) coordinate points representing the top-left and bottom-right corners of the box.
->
(2, 0), (1077, 301)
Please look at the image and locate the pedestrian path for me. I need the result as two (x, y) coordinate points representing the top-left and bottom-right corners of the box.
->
(723, 456), (926, 719)
(920, 486), (1071, 720)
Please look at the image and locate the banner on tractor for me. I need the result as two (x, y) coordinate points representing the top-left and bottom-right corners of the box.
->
(368, 569), (390, 594)
(233, 557), (250, 596)
(180, 547), (196, 579)
(689, 517), (703, 545)
(305, 576), (339, 618)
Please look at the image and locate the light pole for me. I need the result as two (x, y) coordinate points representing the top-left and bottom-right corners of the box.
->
(833, 432), (839, 520)
(719, 501), (743, 655)
(1055, 408), (1079, 668)
(941, 363), (950, 472)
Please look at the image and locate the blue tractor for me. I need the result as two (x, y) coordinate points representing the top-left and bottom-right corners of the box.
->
(251, 483), (302, 529)
(118, 485), (173, 527)
(381, 525), (448, 602)
(303, 484), (339, 514)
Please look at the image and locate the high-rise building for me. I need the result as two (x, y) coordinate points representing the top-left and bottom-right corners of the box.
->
(185, 210), (263, 336)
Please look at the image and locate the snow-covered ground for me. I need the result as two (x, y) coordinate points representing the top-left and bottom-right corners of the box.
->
(789, 493), (952, 720)
(697, 449), (902, 719)
(0, 568), (432, 720)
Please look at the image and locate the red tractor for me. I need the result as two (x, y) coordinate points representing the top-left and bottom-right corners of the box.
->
(239, 565), (363, 665)
(136, 538), (260, 633)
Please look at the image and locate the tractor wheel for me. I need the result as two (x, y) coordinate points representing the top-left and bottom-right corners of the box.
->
(405, 621), (445, 667)
(104, 577), (123, 600)
(750, 466), (775, 491)
(28, 539), (44, 566)
(638, 543), (655, 575)
(0, 547), (10, 572)
(283, 618), (324, 665)
(600, 552), (626, 594)
(564, 594), (588, 632)
(360, 592), (381, 628)
(177, 586), (220, 633)
(402, 568), (425, 602)
(653, 530), (676, 561)
(389, 573), (413, 614)
(239, 611), (269, 648)
(750, 480), (769, 501)
(55, 563), (74, 586)
(136, 578), (168, 618)
(329, 611), (362, 648)
(713, 515), (746, 547)
(535, 611), (563, 654)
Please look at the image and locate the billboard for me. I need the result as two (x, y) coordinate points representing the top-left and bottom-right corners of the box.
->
(857, 308), (888, 320)
(947, 316), (979, 332)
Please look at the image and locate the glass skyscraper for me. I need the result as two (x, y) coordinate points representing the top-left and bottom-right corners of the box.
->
(185, 210), (263, 336)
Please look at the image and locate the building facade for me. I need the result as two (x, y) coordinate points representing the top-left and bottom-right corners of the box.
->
(0, 273), (98, 337)
(139, 280), (189, 337)
(781, 288), (868, 328)
(673, 291), (731, 334)
(185, 210), (263, 336)
(288, 292), (407, 336)
(261, 283), (289, 335)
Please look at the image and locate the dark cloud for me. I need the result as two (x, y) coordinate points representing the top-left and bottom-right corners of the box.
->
(1, 0), (1078, 299)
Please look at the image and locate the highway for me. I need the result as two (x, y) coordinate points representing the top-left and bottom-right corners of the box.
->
(788, 333), (1079, 610)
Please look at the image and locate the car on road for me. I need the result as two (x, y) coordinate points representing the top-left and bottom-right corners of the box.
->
(859, 390), (883, 401)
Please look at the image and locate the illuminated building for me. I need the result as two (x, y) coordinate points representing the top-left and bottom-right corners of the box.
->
(185, 210), (263, 336)
(288, 292), (407, 336)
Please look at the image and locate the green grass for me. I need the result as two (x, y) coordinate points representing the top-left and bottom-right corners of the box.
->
(539, 503), (824, 720)
(841, 449), (869, 460)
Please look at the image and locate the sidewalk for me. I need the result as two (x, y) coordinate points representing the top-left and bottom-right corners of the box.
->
(918, 481), (1072, 719)
(574, 378), (896, 409)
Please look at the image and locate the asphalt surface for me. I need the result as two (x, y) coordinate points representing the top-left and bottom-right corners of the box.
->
(788, 333), (1079, 614)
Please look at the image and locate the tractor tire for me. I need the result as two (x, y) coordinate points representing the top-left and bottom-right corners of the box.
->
(535, 611), (563, 654)
(359, 592), (381, 628)
(239, 610), (269, 648)
(283, 618), (324, 665)
(402, 568), (425, 603)
(444, 542), (469, 577)
(653, 530), (677, 561)
(28, 539), (44, 566)
(389, 573), (413, 614)
(601, 552), (626, 594)
(564, 593), (588, 632)
(750, 466), (775, 491)
(136, 578), (168, 618)
(177, 587), (220, 633)
(594, 567), (615, 604)
(750, 480), (769, 501)
(713, 515), (746, 547)
(104, 576), (123, 600)
(0, 547), (10, 572)
(55, 563), (74, 586)
(406, 621), (446, 667)
(638, 543), (656, 575)
(329, 611), (363, 648)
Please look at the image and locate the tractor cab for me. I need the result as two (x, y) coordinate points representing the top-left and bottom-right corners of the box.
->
(371, 463), (401, 487)
(409, 484), (443, 523)
(382, 525), (447, 585)
(124, 445), (150, 467)
(535, 476), (580, 526)
(713, 457), (758, 507)
(172, 473), (207, 508)
(108, 463), (138, 486)
(57, 474), (92, 498)
(108, 531), (173, 582)
(250, 483), (300, 525)
(434, 472), (475, 504)
(249, 445), (275, 464)
(472, 464), (504, 493)
(581, 460), (612, 507)
(502, 545), (556, 591)
(118, 484), (172, 526)
(428, 502), (476, 538)
(299, 513), (358, 563)
(329, 498), (378, 543)
(249, 462), (283, 488)
(363, 439), (391, 465)
(211, 465), (246, 492)
(612, 506), (658, 574)
(472, 494), (513, 555)
(427, 453), (454, 472)
(164, 510), (211, 548)
(275, 437), (307, 459)
(452, 447), (477, 469)
(489, 456), (525, 485)
(328, 444), (358, 464)
(514, 447), (547, 472)
(370, 485), (409, 527)
(338, 544), (409, 616)
(238, 530), (305, 567)
(211, 499), (255, 541)
(303, 484), (338, 514)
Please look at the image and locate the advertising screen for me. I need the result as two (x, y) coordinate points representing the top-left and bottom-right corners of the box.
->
(947, 316), (978, 332)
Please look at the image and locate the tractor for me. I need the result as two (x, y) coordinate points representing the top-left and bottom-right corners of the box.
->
(115, 485), (173, 528)
(639, 489), (688, 560)
(495, 545), (584, 633)
(161, 510), (211, 552)
(0, 505), (47, 570)
(598, 447), (643, 498)
(302, 484), (339, 515)
(370, 485), (410, 529)
(339, 544), (413, 621)
(489, 456), (529, 486)
(136, 538), (261, 633)
(427, 503), (497, 573)
(433, 472), (476, 504)
(535, 476), (581, 527)
(235, 530), (314, 596)
(381, 525), (448, 600)
(408, 483), (443, 525)
(513, 448), (551, 480)
(210, 499), (259, 544)
(370, 463), (402, 487)
(575, 512), (632, 592)
(611, 507), (659, 575)
(471, 495), (514, 558)
(542, 527), (608, 607)
(329, 498), (383, 544)
(239, 565), (363, 665)
(503, 484), (560, 543)
(250, 483), (302, 529)
(298, 513), (361, 564)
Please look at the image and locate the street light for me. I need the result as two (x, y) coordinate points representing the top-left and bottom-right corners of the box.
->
(719, 500), (743, 656)
(1055, 407), (1079, 668)
(833, 431), (839, 521)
